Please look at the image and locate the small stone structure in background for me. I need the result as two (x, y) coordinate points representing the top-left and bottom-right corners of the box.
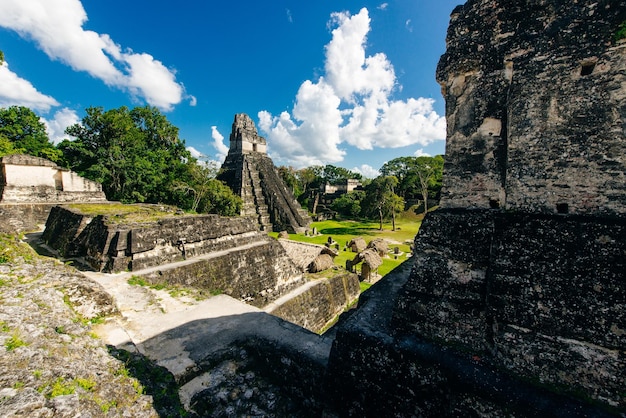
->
(0, 154), (108, 233)
(0, 154), (106, 203)
(218, 114), (311, 233)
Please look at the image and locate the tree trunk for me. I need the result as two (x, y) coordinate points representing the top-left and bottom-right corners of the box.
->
(392, 207), (396, 231)
(378, 207), (383, 230)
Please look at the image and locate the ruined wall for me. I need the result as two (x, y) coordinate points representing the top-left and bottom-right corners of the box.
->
(136, 240), (304, 308)
(326, 1), (626, 416)
(0, 154), (106, 203)
(43, 206), (268, 272)
(438, 1), (626, 216)
(268, 272), (360, 333)
(0, 203), (59, 233)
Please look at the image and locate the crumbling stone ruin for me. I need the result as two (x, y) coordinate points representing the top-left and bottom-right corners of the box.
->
(0, 154), (106, 203)
(0, 154), (107, 232)
(218, 114), (312, 233)
(327, 1), (626, 416)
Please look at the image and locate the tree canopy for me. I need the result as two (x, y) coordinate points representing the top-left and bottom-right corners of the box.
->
(380, 155), (444, 213)
(59, 105), (240, 215)
(0, 106), (61, 161)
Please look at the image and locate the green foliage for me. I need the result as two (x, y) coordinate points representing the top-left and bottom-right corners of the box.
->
(616, 20), (626, 41)
(0, 106), (61, 161)
(331, 190), (365, 218)
(5, 332), (27, 351)
(75, 377), (97, 392)
(49, 377), (75, 398)
(60, 106), (190, 205)
(59, 106), (240, 216)
(277, 166), (303, 198)
(380, 155), (444, 212)
(362, 175), (404, 230)
(0, 234), (37, 263)
(127, 275), (149, 287)
(0, 50), (4, 64)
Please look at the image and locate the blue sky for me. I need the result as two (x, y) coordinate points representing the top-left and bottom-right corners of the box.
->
(0, 0), (461, 177)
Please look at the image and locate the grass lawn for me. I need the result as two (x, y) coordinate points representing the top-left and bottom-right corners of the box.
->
(270, 213), (424, 284)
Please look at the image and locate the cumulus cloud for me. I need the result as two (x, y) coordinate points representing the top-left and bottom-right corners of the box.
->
(258, 7), (445, 168)
(186, 146), (203, 159)
(0, 60), (59, 112)
(352, 164), (380, 179)
(211, 126), (229, 163)
(414, 148), (431, 157)
(41, 108), (79, 144)
(0, 0), (187, 111)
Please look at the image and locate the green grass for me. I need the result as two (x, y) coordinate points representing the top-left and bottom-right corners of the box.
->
(5, 332), (27, 351)
(66, 203), (183, 224)
(271, 214), (422, 281)
(616, 20), (626, 42)
(0, 234), (37, 263)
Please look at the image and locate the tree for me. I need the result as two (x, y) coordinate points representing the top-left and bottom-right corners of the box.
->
(380, 155), (444, 213)
(362, 176), (404, 230)
(0, 106), (61, 161)
(331, 190), (365, 218)
(277, 166), (302, 198)
(173, 160), (242, 215)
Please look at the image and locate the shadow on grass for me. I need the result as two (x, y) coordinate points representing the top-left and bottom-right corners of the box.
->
(318, 226), (380, 236)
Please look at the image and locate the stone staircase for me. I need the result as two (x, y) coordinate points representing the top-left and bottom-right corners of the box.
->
(243, 159), (273, 231)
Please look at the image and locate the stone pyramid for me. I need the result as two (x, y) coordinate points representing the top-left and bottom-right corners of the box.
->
(217, 114), (311, 233)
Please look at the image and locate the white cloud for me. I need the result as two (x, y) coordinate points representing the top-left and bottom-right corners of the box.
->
(414, 148), (431, 157)
(188, 95), (197, 107)
(286, 9), (293, 23)
(211, 126), (229, 163)
(0, 0), (187, 111)
(41, 108), (79, 144)
(258, 7), (445, 168)
(0, 60), (59, 112)
(377, 3), (389, 11)
(187, 146), (203, 159)
(405, 19), (413, 32)
(352, 164), (380, 179)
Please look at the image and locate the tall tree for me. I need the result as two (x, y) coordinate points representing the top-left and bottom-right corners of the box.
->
(0, 106), (61, 161)
(173, 160), (242, 215)
(59, 105), (240, 215)
(362, 175), (404, 230)
(380, 155), (444, 213)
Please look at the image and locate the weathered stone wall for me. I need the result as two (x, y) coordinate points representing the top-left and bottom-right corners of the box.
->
(437, 1), (626, 217)
(137, 241), (304, 308)
(268, 272), (360, 333)
(392, 209), (625, 409)
(0, 203), (58, 233)
(326, 1), (626, 416)
(42, 206), (269, 272)
(1, 154), (106, 203)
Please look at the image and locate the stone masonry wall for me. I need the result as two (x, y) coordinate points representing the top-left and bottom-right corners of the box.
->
(326, 1), (626, 416)
(268, 272), (360, 333)
(393, 210), (625, 409)
(136, 240), (304, 308)
(437, 0), (626, 216)
(43, 205), (268, 272)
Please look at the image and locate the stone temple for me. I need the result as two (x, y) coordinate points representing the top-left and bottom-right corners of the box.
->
(218, 114), (311, 233)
